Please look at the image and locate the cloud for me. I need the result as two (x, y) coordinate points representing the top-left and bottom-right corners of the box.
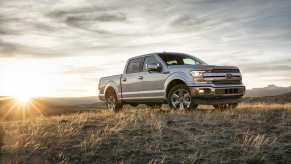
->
(62, 13), (127, 34)
(1, 0), (289, 58)
(0, 0), (291, 94)
(46, 4), (128, 34)
(0, 40), (17, 56)
(240, 60), (291, 73)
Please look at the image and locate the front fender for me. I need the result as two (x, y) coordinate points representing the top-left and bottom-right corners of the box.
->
(163, 72), (191, 98)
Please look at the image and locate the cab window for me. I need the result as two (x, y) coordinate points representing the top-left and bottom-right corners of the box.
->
(143, 56), (160, 71)
(126, 58), (144, 74)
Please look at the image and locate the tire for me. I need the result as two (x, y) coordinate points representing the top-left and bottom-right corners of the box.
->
(213, 103), (238, 110)
(105, 89), (123, 112)
(168, 84), (198, 111)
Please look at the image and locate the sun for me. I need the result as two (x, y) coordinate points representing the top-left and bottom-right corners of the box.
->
(14, 95), (32, 104)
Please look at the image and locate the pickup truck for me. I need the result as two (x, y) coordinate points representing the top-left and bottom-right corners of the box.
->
(99, 52), (245, 112)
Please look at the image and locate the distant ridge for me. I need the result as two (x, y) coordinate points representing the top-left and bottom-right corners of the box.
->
(246, 85), (291, 97)
(37, 96), (99, 106)
(244, 91), (291, 104)
(281, 92), (291, 97)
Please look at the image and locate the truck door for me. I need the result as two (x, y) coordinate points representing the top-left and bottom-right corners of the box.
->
(139, 55), (168, 98)
(121, 57), (145, 99)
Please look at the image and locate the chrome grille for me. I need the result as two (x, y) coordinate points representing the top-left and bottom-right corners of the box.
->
(211, 69), (240, 73)
(203, 70), (242, 85)
(212, 80), (242, 85)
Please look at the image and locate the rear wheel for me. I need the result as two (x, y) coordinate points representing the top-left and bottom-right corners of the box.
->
(168, 84), (198, 111)
(105, 89), (122, 112)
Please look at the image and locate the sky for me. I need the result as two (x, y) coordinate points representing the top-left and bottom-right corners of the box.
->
(0, 0), (291, 97)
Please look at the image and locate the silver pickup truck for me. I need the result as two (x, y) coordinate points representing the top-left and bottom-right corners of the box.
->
(99, 52), (245, 112)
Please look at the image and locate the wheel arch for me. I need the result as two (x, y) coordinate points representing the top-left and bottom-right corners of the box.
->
(104, 84), (123, 112)
(104, 82), (120, 100)
(165, 79), (187, 98)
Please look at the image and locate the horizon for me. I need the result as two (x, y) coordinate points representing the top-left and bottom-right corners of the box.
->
(0, 84), (290, 99)
(1, 0), (291, 97)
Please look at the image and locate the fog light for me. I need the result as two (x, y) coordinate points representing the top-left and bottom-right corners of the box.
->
(211, 88), (215, 93)
(199, 89), (205, 94)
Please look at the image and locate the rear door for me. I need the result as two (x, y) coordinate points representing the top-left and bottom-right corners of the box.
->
(121, 57), (145, 99)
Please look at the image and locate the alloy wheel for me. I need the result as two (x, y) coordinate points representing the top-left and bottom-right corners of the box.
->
(170, 88), (192, 110)
(106, 95), (116, 112)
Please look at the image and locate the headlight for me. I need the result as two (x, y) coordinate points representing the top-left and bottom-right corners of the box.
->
(191, 71), (206, 82)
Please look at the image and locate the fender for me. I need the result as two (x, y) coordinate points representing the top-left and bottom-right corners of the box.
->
(104, 80), (122, 101)
(163, 71), (190, 98)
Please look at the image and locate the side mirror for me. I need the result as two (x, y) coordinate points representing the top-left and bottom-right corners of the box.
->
(147, 63), (162, 72)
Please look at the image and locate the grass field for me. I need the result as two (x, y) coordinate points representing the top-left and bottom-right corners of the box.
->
(1, 103), (291, 164)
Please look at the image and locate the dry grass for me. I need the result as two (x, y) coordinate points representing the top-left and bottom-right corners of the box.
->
(0, 103), (291, 164)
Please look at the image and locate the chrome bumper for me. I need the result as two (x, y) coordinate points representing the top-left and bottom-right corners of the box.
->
(189, 86), (245, 104)
(190, 86), (245, 97)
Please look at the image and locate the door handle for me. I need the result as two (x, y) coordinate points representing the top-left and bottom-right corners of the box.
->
(122, 78), (127, 82)
(137, 76), (143, 80)
(162, 71), (170, 74)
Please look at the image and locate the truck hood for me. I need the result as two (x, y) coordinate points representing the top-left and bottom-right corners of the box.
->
(168, 64), (239, 71)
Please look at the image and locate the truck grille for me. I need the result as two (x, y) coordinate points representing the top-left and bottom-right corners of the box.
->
(203, 68), (242, 85)
(212, 80), (242, 85)
(211, 69), (240, 73)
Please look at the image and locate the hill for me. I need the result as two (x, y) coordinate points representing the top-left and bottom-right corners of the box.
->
(37, 96), (100, 106)
(244, 91), (291, 104)
(246, 85), (291, 97)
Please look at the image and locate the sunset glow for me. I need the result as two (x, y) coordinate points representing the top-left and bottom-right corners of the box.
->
(14, 95), (31, 104)
(0, 60), (50, 98)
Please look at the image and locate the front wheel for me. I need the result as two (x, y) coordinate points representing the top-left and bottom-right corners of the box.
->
(105, 90), (123, 112)
(168, 84), (198, 111)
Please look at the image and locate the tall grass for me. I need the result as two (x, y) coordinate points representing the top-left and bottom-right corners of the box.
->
(0, 103), (290, 163)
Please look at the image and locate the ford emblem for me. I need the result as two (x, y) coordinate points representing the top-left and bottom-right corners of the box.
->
(226, 73), (232, 79)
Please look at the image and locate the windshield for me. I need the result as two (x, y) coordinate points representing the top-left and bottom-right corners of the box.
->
(158, 53), (206, 66)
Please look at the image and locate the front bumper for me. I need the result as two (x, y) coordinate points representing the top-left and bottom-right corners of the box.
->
(189, 86), (245, 104)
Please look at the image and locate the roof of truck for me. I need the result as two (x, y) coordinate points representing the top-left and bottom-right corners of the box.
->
(128, 52), (190, 60)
